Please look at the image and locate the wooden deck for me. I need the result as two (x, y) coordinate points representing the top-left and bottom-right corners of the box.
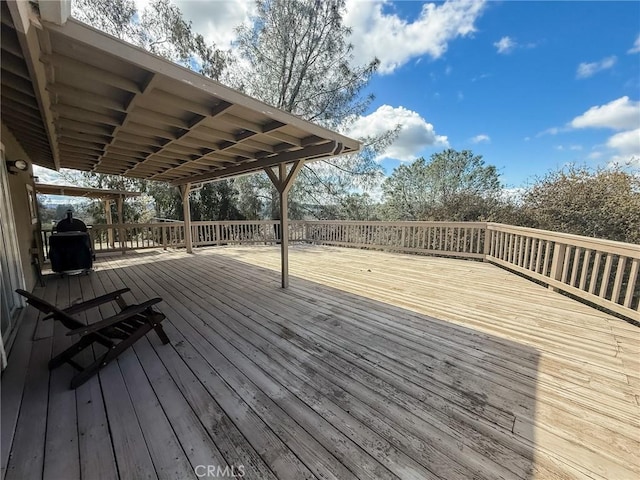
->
(2, 245), (638, 480)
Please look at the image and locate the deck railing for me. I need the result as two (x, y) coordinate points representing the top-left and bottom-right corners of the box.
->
(485, 223), (639, 320)
(301, 220), (488, 259)
(41, 220), (639, 320)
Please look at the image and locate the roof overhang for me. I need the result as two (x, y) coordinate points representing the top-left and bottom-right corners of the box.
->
(35, 183), (141, 200)
(1, 1), (361, 186)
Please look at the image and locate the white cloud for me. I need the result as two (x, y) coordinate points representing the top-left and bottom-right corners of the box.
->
(570, 96), (640, 130)
(536, 126), (564, 137)
(343, 0), (486, 74)
(576, 56), (617, 79)
(570, 98), (640, 167)
(349, 105), (448, 161)
(471, 134), (490, 143)
(493, 36), (537, 54)
(606, 128), (640, 165)
(494, 36), (515, 54)
(132, 0), (255, 50)
(554, 144), (582, 152)
(136, 1), (486, 74)
(177, 0), (255, 50)
(629, 34), (640, 54)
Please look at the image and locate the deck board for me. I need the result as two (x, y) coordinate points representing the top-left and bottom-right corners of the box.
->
(2, 245), (638, 480)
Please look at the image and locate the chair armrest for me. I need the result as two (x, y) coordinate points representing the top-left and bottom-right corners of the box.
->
(60, 288), (131, 316)
(66, 298), (163, 337)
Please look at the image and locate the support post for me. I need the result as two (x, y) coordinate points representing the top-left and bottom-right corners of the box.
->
(483, 223), (492, 262)
(104, 199), (114, 248)
(181, 184), (193, 253)
(116, 195), (125, 254)
(549, 242), (566, 292)
(265, 161), (304, 288)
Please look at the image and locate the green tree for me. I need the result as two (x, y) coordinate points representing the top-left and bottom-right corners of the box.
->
(521, 165), (640, 243)
(381, 149), (502, 221)
(196, 181), (245, 221)
(232, 0), (393, 218)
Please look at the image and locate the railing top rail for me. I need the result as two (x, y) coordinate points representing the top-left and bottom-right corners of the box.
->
(487, 222), (640, 257)
(190, 220), (278, 225)
(90, 223), (184, 229)
(297, 220), (487, 227)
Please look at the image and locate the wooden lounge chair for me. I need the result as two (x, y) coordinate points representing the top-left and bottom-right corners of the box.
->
(16, 287), (170, 388)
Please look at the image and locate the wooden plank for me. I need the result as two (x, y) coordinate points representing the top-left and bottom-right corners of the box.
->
(116, 347), (196, 479)
(55, 275), (118, 480)
(133, 337), (232, 473)
(110, 256), (479, 480)
(83, 271), (158, 480)
(134, 253), (564, 478)
(195, 246), (640, 478)
(43, 275), (81, 480)
(12, 246), (637, 480)
(104, 260), (359, 480)
(0, 298), (39, 478)
(4, 336), (52, 480)
(99, 260), (311, 480)
(91, 268), (195, 480)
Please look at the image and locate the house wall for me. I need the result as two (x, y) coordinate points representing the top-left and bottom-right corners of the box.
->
(1, 123), (40, 292)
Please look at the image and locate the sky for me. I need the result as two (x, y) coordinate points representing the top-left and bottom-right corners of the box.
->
(39, 0), (640, 192)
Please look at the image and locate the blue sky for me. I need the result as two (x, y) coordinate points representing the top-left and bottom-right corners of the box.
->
(41, 0), (639, 192)
(365, 1), (640, 187)
(166, 0), (640, 189)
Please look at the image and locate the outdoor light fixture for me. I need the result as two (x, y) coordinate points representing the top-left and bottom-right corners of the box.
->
(6, 159), (29, 174)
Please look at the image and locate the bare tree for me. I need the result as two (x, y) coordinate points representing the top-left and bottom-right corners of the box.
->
(72, 0), (229, 80)
(231, 0), (397, 218)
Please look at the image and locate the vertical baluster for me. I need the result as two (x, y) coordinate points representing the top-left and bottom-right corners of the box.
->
(534, 239), (542, 273)
(611, 257), (627, 304)
(579, 248), (592, 288)
(527, 238), (536, 270)
(623, 259), (639, 308)
(470, 228), (476, 253)
(517, 236), (524, 266)
(523, 237), (531, 269)
(599, 254), (613, 298)
(570, 247), (582, 286)
(560, 246), (572, 283)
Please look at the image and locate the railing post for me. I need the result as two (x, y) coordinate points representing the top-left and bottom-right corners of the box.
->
(549, 242), (567, 292)
(483, 223), (491, 261)
(215, 222), (221, 246)
(162, 225), (167, 250)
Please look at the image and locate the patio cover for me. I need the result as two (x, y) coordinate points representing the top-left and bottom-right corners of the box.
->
(1, 2), (360, 183)
(34, 183), (141, 201)
(1, 0), (361, 287)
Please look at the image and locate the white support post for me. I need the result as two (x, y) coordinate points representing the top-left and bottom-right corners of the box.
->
(104, 199), (114, 248)
(265, 161), (304, 288)
(116, 195), (125, 254)
(181, 184), (193, 253)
